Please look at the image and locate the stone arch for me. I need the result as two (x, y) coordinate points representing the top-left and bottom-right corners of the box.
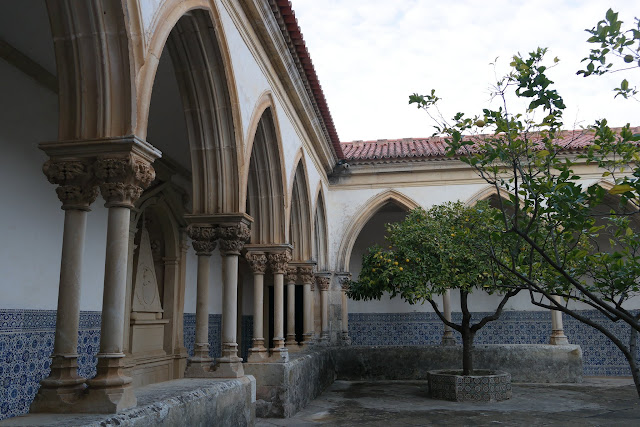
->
(465, 186), (516, 207)
(288, 153), (313, 261)
(312, 185), (329, 271)
(135, 3), (242, 214)
(336, 190), (420, 271)
(244, 106), (287, 244)
(47, 1), (135, 139)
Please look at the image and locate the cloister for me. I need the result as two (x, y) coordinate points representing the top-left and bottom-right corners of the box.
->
(0, 0), (638, 425)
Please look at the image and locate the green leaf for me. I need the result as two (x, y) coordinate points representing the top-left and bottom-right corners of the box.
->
(609, 184), (634, 195)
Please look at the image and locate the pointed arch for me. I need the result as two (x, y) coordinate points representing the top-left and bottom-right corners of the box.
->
(47, 1), (135, 140)
(135, 3), (243, 214)
(465, 186), (516, 207)
(288, 153), (313, 261)
(312, 185), (329, 271)
(245, 106), (287, 244)
(336, 190), (420, 271)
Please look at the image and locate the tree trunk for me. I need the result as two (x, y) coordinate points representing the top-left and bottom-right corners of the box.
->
(460, 290), (474, 375)
(629, 324), (640, 398)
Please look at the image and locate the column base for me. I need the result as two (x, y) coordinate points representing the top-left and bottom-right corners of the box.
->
(211, 358), (245, 378)
(30, 382), (86, 413)
(247, 347), (269, 363)
(268, 347), (289, 363)
(341, 332), (352, 345)
(31, 354), (87, 412)
(184, 358), (214, 377)
(82, 354), (136, 413)
(442, 332), (456, 346)
(549, 331), (569, 345)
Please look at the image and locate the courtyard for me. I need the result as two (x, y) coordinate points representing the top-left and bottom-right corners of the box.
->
(258, 378), (640, 426)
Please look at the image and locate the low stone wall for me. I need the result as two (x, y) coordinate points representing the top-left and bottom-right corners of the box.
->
(244, 348), (336, 418)
(0, 377), (256, 427)
(332, 344), (583, 383)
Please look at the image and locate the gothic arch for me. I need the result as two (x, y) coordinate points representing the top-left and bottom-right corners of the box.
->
(47, 1), (135, 140)
(336, 190), (420, 271)
(244, 106), (287, 244)
(465, 186), (516, 207)
(312, 185), (329, 271)
(135, 3), (243, 214)
(288, 153), (313, 261)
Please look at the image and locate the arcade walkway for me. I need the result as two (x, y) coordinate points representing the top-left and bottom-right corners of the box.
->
(258, 378), (639, 426)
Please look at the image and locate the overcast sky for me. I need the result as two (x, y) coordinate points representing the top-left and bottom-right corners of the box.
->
(291, 1), (640, 142)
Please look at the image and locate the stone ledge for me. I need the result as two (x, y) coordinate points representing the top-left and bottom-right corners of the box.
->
(0, 377), (255, 427)
(244, 348), (336, 418)
(333, 344), (583, 383)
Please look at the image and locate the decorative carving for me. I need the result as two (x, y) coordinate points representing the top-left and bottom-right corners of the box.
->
(43, 160), (86, 184)
(245, 252), (267, 274)
(316, 275), (331, 291)
(187, 224), (217, 256)
(43, 159), (97, 210)
(218, 223), (251, 256)
(298, 266), (315, 284)
(55, 185), (99, 209)
(268, 251), (292, 274)
(94, 155), (155, 208)
(285, 266), (298, 285)
(338, 274), (352, 291)
(131, 226), (163, 313)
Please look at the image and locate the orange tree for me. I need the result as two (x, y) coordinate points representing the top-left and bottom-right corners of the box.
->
(347, 201), (527, 375)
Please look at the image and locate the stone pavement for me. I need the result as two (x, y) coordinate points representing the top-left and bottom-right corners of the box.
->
(257, 378), (640, 426)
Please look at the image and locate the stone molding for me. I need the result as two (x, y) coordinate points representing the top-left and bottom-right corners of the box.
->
(245, 252), (267, 275)
(186, 224), (217, 256)
(42, 159), (98, 210)
(94, 154), (155, 208)
(267, 251), (292, 274)
(218, 222), (251, 256)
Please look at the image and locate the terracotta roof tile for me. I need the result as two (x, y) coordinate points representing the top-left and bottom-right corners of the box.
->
(273, 1), (344, 159)
(341, 127), (640, 163)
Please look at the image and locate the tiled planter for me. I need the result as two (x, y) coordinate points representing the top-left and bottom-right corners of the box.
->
(428, 369), (512, 402)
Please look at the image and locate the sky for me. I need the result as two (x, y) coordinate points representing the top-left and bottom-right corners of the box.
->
(291, 1), (640, 142)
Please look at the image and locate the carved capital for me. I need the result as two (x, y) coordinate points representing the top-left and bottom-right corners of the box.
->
(285, 266), (298, 285)
(94, 155), (155, 208)
(218, 223), (251, 256)
(298, 266), (315, 285)
(245, 252), (267, 274)
(315, 275), (331, 292)
(267, 251), (292, 274)
(338, 274), (352, 291)
(43, 159), (97, 210)
(187, 224), (217, 256)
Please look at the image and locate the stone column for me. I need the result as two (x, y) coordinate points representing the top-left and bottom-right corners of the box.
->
(268, 250), (291, 361)
(298, 265), (315, 345)
(213, 223), (251, 377)
(184, 225), (217, 377)
(285, 266), (299, 348)
(31, 160), (98, 412)
(442, 289), (456, 346)
(549, 295), (569, 345)
(85, 154), (155, 412)
(316, 274), (331, 343)
(337, 273), (352, 344)
(246, 252), (268, 362)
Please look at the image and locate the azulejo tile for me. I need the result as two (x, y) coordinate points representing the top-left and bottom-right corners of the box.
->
(0, 309), (100, 421)
(349, 310), (640, 377)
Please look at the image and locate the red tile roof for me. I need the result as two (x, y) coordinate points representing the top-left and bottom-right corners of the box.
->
(273, 1), (344, 159)
(341, 127), (640, 163)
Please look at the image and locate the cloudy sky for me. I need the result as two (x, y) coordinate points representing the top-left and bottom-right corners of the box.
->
(291, 1), (640, 142)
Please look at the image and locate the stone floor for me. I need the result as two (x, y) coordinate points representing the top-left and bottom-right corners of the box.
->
(257, 378), (640, 426)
